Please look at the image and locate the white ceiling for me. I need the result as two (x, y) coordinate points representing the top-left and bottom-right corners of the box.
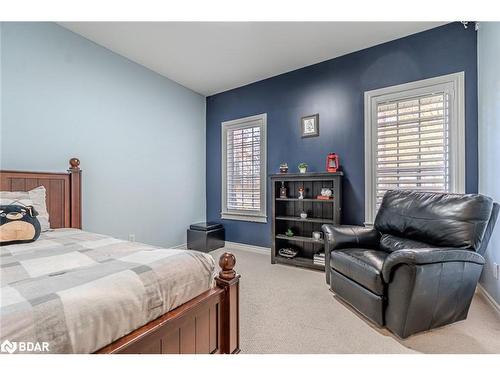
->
(59, 22), (447, 96)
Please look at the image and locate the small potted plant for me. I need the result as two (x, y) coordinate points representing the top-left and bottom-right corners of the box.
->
(298, 162), (308, 174)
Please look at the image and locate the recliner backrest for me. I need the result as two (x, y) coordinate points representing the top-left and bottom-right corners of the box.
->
(374, 190), (494, 251)
(477, 202), (499, 255)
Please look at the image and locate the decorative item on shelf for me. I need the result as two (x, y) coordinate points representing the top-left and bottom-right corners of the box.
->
(298, 163), (308, 174)
(312, 231), (322, 241)
(321, 187), (332, 197)
(326, 153), (340, 173)
(285, 228), (294, 237)
(317, 195), (331, 201)
(279, 247), (299, 259)
(317, 187), (333, 200)
(298, 187), (305, 199)
(313, 251), (326, 266)
(300, 211), (308, 219)
(301, 114), (319, 138)
(279, 163), (289, 174)
(279, 181), (287, 198)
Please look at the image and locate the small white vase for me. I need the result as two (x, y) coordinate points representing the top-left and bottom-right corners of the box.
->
(300, 212), (308, 219)
(299, 167), (307, 174)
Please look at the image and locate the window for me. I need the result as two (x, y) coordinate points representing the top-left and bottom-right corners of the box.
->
(364, 73), (465, 224)
(221, 114), (267, 223)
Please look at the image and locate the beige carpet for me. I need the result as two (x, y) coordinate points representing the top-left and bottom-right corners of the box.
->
(211, 245), (500, 354)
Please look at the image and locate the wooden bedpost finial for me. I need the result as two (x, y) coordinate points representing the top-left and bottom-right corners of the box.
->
(218, 252), (236, 280)
(69, 158), (80, 170)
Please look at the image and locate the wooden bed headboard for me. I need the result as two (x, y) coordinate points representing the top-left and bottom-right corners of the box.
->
(0, 158), (82, 229)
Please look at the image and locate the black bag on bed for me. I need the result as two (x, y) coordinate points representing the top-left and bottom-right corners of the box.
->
(0, 204), (41, 245)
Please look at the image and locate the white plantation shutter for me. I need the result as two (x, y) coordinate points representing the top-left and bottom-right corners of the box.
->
(365, 73), (465, 223)
(376, 92), (450, 209)
(221, 114), (267, 222)
(227, 126), (261, 210)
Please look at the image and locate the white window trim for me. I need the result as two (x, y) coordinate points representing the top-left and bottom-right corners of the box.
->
(364, 72), (465, 224)
(221, 113), (267, 223)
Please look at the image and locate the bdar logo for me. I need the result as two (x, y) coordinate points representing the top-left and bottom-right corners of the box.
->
(1, 340), (17, 354)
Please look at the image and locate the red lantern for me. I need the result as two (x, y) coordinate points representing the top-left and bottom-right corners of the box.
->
(326, 153), (339, 173)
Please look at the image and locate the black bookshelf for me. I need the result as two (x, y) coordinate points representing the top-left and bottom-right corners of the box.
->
(270, 172), (342, 271)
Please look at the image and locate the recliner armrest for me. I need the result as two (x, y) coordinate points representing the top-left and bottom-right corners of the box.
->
(381, 248), (485, 282)
(321, 225), (380, 251)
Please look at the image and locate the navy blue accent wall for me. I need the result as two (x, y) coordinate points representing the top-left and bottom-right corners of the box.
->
(206, 23), (478, 247)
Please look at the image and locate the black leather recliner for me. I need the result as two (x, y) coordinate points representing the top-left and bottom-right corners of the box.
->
(322, 190), (499, 338)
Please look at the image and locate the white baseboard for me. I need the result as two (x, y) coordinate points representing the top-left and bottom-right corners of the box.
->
(171, 243), (187, 249)
(477, 284), (500, 313)
(223, 241), (270, 255)
(172, 241), (270, 254)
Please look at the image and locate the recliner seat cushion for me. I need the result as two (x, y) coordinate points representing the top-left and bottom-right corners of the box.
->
(374, 190), (493, 251)
(330, 249), (388, 295)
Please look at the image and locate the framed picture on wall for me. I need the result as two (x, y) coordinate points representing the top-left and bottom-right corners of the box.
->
(301, 114), (319, 138)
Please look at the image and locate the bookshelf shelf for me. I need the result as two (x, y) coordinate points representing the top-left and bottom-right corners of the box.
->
(275, 234), (324, 244)
(275, 198), (334, 202)
(274, 255), (325, 271)
(275, 216), (335, 224)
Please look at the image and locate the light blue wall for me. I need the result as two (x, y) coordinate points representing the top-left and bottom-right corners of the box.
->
(0, 22), (206, 247)
(478, 22), (500, 304)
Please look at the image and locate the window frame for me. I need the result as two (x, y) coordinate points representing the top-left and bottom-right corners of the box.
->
(221, 113), (267, 223)
(364, 72), (465, 224)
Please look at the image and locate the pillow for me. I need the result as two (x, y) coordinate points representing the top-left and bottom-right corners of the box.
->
(0, 186), (50, 231)
(0, 204), (41, 245)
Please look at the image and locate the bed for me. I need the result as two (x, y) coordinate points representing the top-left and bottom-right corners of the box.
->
(0, 159), (240, 354)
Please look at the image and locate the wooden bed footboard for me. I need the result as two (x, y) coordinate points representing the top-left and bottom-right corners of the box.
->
(96, 252), (240, 354)
(1, 159), (240, 355)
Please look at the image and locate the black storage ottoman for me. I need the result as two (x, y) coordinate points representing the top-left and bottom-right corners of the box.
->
(187, 222), (225, 253)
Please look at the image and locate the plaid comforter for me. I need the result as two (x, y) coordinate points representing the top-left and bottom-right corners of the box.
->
(0, 229), (216, 354)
